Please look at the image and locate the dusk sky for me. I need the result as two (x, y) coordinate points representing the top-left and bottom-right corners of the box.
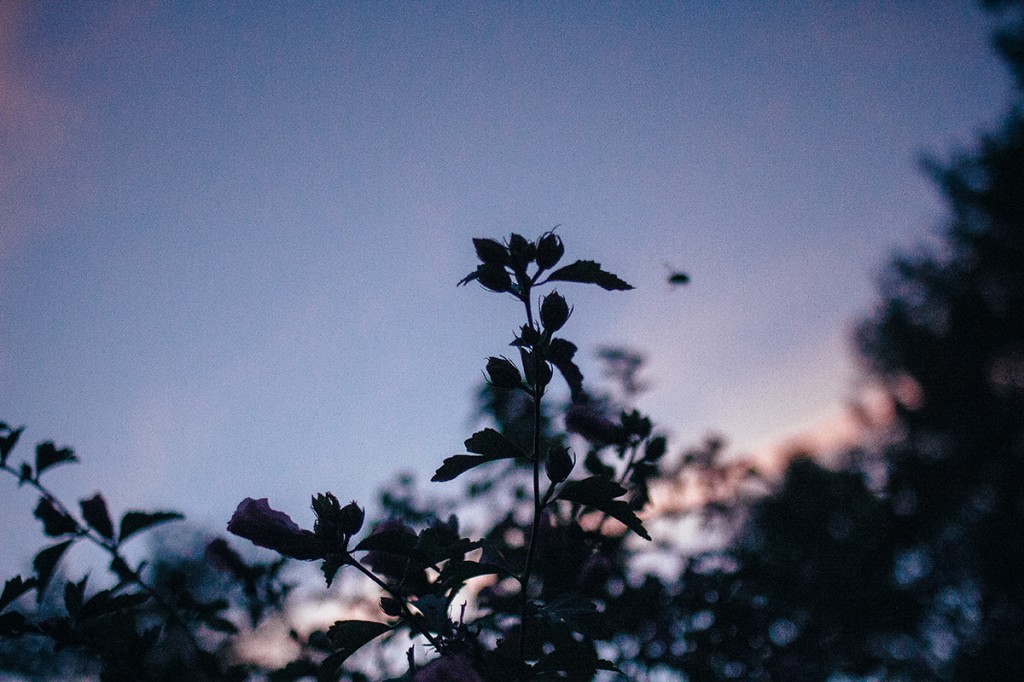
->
(0, 2), (1013, 576)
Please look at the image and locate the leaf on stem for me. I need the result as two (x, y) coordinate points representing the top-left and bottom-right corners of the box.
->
(432, 428), (527, 482)
(34, 442), (77, 478)
(33, 540), (74, 602)
(544, 260), (633, 291)
(557, 475), (651, 541)
(320, 620), (392, 678)
(119, 511), (184, 543)
(80, 494), (115, 540)
(0, 576), (37, 613)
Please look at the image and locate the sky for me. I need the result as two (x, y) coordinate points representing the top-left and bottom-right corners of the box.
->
(0, 2), (1014, 577)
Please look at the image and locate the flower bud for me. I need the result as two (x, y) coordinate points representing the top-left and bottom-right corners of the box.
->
(486, 356), (522, 389)
(540, 291), (570, 332)
(545, 446), (574, 484)
(312, 492), (341, 524)
(507, 233), (536, 269)
(514, 324), (541, 348)
(536, 232), (564, 269)
(339, 501), (365, 536)
(520, 348), (552, 389)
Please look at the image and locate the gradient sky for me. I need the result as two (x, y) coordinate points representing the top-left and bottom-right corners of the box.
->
(0, 2), (1013, 576)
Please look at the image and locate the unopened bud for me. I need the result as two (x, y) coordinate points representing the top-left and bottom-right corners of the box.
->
(486, 356), (522, 389)
(540, 292), (570, 332)
(339, 501), (364, 536)
(536, 232), (564, 270)
(508, 233), (536, 269)
(545, 446), (574, 483)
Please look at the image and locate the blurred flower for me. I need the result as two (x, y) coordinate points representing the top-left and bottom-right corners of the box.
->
(227, 497), (323, 560)
(414, 654), (483, 682)
(565, 403), (626, 446)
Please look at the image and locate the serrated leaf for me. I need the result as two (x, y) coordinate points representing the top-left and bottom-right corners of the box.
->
(464, 428), (526, 459)
(0, 576), (37, 613)
(559, 475), (627, 502)
(0, 424), (23, 467)
(544, 260), (633, 291)
(415, 525), (480, 565)
(320, 620), (391, 674)
(432, 454), (501, 483)
(432, 429), (527, 482)
(80, 494), (114, 540)
(33, 540), (74, 602)
(558, 475), (651, 541)
(438, 560), (505, 590)
(118, 511), (183, 543)
(34, 442), (77, 477)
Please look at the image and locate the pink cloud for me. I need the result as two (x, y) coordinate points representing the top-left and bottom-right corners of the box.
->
(0, 0), (71, 261)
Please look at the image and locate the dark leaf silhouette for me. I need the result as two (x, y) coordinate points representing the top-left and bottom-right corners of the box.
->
(320, 620), (391, 677)
(119, 511), (184, 543)
(0, 576), (36, 613)
(80, 494), (114, 540)
(33, 540), (74, 602)
(34, 441), (76, 477)
(545, 260), (633, 291)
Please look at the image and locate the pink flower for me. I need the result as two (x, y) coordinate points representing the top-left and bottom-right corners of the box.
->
(227, 497), (323, 560)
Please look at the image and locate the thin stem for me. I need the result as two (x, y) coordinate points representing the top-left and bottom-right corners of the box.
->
(517, 293), (544, 668)
(346, 555), (444, 652)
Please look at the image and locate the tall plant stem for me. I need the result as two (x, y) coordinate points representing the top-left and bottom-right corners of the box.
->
(518, 297), (544, 669)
